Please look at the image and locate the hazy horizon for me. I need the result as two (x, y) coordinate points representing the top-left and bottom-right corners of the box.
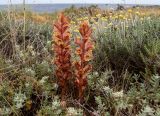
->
(0, 0), (160, 5)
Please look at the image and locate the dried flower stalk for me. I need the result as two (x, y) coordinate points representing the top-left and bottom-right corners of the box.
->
(74, 21), (94, 103)
(53, 13), (72, 102)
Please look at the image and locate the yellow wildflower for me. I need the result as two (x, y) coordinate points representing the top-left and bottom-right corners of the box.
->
(119, 14), (124, 19)
(96, 14), (101, 18)
(114, 15), (118, 19)
(128, 9), (132, 13)
(74, 29), (79, 33)
(77, 18), (83, 21)
(71, 21), (76, 24)
(108, 23), (113, 26)
(140, 18), (144, 21)
(135, 11), (140, 15)
(101, 17), (107, 21)
(83, 17), (89, 20)
(94, 22), (98, 25)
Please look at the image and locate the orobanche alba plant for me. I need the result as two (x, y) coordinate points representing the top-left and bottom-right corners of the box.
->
(52, 13), (72, 103)
(74, 21), (94, 103)
(53, 14), (94, 104)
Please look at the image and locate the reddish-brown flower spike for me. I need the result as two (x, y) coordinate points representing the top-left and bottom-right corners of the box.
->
(74, 21), (94, 103)
(52, 13), (72, 102)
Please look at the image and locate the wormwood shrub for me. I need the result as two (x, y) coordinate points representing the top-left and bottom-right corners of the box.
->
(86, 70), (160, 115)
(0, 16), (52, 59)
(93, 17), (160, 86)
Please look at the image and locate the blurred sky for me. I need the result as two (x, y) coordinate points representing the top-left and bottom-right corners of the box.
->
(0, 0), (160, 5)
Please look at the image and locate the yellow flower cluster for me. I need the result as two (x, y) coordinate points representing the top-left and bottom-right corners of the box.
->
(67, 8), (151, 37)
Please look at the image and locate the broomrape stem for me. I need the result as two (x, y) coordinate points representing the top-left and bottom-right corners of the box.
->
(74, 21), (94, 103)
(53, 13), (72, 103)
(53, 14), (94, 105)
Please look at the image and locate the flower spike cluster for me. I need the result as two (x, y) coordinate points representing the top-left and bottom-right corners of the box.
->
(74, 21), (94, 103)
(53, 13), (72, 101)
(52, 14), (94, 104)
